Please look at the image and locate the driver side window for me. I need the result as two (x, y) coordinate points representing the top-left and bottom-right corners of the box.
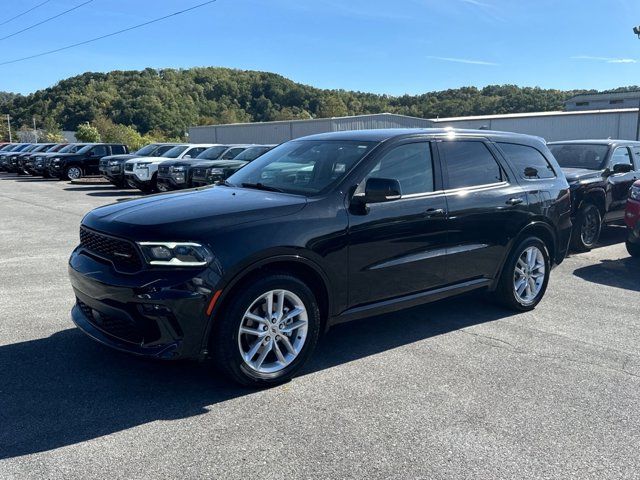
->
(364, 142), (434, 196)
(611, 147), (632, 168)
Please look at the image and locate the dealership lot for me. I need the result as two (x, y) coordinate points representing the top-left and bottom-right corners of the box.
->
(1, 173), (640, 479)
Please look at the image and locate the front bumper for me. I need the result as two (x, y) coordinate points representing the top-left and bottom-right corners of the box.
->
(157, 174), (188, 191)
(100, 164), (125, 184)
(125, 172), (153, 190)
(68, 248), (221, 359)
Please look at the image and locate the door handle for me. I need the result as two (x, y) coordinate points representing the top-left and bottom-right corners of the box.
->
(506, 197), (524, 206)
(424, 208), (446, 218)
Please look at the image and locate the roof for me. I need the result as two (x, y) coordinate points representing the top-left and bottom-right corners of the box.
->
(548, 139), (640, 146)
(566, 91), (640, 103)
(297, 128), (545, 144)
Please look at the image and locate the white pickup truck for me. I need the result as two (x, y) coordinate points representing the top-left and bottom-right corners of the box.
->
(124, 144), (217, 193)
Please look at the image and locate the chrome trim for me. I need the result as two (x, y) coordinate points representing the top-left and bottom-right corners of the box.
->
(368, 243), (489, 270)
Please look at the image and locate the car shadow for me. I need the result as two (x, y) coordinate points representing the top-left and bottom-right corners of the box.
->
(87, 191), (142, 198)
(64, 185), (123, 192)
(573, 256), (640, 292)
(13, 177), (61, 182)
(595, 225), (628, 249)
(0, 293), (510, 459)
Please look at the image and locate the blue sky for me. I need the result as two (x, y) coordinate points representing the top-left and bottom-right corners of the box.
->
(2, 0), (640, 95)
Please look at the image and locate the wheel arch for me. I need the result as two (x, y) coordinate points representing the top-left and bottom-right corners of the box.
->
(203, 255), (332, 355)
(578, 188), (606, 216)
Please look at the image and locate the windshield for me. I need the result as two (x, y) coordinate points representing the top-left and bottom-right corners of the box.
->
(161, 146), (188, 158)
(47, 144), (66, 152)
(76, 145), (96, 154)
(0, 144), (13, 151)
(196, 146), (228, 160)
(226, 140), (377, 195)
(59, 144), (85, 153)
(548, 144), (610, 170)
(233, 146), (273, 162)
(135, 144), (159, 156)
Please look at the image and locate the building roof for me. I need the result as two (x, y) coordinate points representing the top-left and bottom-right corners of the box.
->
(565, 91), (640, 103)
(430, 108), (638, 122)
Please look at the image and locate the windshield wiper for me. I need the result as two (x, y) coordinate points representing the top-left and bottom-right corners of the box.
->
(241, 182), (284, 193)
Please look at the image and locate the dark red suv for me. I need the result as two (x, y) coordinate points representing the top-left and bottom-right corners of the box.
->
(625, 180), (640, 257)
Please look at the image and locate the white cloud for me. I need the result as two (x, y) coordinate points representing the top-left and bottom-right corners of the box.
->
(571, 55), (637, 64)
(427, 56), (499, 66)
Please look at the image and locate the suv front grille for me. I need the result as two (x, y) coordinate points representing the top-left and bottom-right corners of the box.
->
(79, 226), (142, 271)
(77, 300), (144, 344)
(158, 165), (170, 175)
(192, 167), (206, 178)
(124, 163), (134, 172)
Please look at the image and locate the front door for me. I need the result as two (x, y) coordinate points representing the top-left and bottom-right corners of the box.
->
(87, 145), (109, 174)
(606, 146), (639, 222)
(347, 140), (449, 308)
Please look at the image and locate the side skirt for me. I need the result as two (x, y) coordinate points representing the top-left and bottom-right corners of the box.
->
(328, 278), (491, 326)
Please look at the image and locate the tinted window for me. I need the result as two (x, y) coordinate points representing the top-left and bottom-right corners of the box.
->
(196, 146), (228, 160)
(135, 144), (159, 156)
(441, 141), (502, 189)
(91, 145), (108, 156)
(610, 147), (632, 168)
(161, 146), (188, 158)
(547, 144), (609, 170)
(111, 145), (126, 155)
(184, 147), (207, 158)
(155, 145), (174, 156)
(631, 147), (640, 167)
(498, 143), (556, 179)
(233, 146), (273, 161)
(366, 142), (434, 195)
(222, 147), (246, 159)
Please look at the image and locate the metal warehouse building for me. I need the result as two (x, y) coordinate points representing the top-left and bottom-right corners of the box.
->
(188, 109), (640, 144)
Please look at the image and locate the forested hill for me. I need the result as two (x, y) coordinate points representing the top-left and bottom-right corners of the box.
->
(0, 67), (618, 138)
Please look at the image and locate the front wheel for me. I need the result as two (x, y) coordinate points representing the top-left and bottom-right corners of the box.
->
(494, 237), (551, 312)
(64, 165), (83, 181)
(571, 204), (601, 252)
(627, 239), (640, 257)
(212, 274), (321, 387)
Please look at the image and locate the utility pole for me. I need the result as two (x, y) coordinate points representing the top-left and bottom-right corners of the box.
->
(6, 114), (11, 143)
(32, 117), (37, 143)
(634, 26), (640, 139)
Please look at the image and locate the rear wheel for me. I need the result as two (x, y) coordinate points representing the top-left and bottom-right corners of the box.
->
(64, 165), (83, 181)
(627, 239), (640, 257)
(494, 237), (551, 311)
(212, 274), (321, 387)
(571, 204), (601, 252)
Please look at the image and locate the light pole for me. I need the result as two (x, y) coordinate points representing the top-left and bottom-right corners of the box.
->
(32, 117), (37, 143)
(6, 114), (11, 143)
(634, 26), (640, 139)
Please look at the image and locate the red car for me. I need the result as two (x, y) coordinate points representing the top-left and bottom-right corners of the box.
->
(626, 180), (640, 257)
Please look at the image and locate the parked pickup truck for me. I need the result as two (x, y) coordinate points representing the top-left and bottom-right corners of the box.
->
(99, 143), (176, 188)
(18, 143), (56, 174)
(156, 145), (249, 192)
(190, 145), (275, 187)
(25, 143), (67, 175)
(548, 140), (640, 251)
(48, 143), (129, 180)
(124, 144), (215, 193)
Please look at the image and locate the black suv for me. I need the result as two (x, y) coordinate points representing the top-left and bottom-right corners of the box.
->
(548, 140), (640, 251)
(191, 145), (276, 187)
(69, 129), (571, 386)
(100, 143), (175, 188)
(49, 143), (129, 180)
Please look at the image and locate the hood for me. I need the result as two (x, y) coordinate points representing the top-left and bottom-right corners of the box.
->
(560, 167), (603, 183)
(192, 159), (247, 169)
(125, 156), (172, 165)
(102, 154), (139, 162)
(82, 185), (307, 240)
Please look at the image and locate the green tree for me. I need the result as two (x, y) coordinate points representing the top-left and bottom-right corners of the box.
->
(75, 123), (101, 142)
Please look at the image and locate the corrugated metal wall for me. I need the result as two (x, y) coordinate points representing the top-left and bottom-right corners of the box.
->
(188, 110), (640, 144)
(188, 114), (434, 144)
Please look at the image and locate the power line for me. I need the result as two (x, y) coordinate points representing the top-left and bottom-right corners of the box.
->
(0, 0), (95, 42)
(0, 0), (218, 66)
(0, 0), (52, 26)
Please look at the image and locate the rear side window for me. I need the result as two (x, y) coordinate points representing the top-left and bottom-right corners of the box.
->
(610, 147), (633, 168)
(111, 145), (126, 155)
(366, 142), (434, 195)
(631, 147), (640, 167)
(185, 147), (207, 158)
(92, 145), (108, 156)
(440, 141), (503, 189)
(498, 143), (556, 179)
(222, 147), (246, 159)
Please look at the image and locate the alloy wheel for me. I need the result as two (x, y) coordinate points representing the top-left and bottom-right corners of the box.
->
(580, 209), (599, 246)
(513, 246), (546, 304)
(238, 289), (308, 374)
(67, 166), (82, 180)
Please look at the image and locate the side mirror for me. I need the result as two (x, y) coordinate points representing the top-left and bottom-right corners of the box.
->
(364, 177), (402, 203)
(612, 163), (633, 174)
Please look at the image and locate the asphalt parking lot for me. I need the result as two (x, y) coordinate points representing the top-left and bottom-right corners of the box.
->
(1, 173), (640, 479)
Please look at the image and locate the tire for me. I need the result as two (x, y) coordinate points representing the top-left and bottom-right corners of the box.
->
(140, 174), (158, 194)
(494, 236), (551, 312)
(627, 240), (640, 257)
(211, 274), (321, 387)
(571, 204), (601, 252)
(64, 165), (83, 181)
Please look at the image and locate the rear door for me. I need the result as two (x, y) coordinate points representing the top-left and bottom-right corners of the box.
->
(347, 140), (449, 307)
(606, 146), (639, 221)
(86, 145), (109, 174)
(438, 139), (530, 285)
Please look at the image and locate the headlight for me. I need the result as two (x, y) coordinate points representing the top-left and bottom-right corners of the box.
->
(208, 168), (224, 175)
(171, 166), (186, 173)
(52, 157), (61, 163)
(136, 161), (151, 168)
(137, 242), (213, 267)
(630, 184), (640, 201)
(108, 160), (121, 166)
